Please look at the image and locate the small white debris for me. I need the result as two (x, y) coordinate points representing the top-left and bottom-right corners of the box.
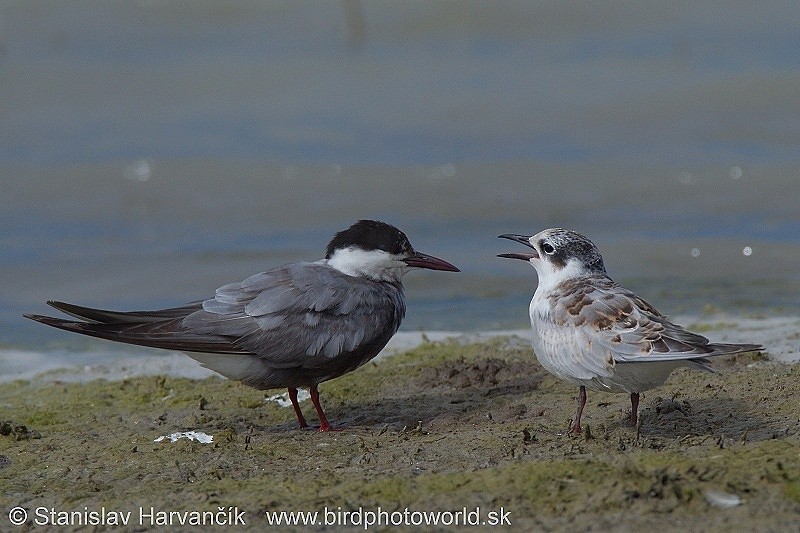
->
(267, 389), (310, 407)
(154, 431), (214, 444)
(123, 159), (152, 181)
(704, 490), (742, 508)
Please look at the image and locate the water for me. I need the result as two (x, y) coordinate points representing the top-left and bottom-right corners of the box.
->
(1, 2), (799, 371)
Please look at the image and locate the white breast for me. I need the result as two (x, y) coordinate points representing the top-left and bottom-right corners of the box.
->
(528, 293), (695, 393)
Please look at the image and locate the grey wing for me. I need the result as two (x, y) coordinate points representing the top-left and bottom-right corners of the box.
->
(182, 262), (405, 368)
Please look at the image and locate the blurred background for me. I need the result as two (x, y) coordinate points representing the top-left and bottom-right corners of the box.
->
(2, 1), (799, 354)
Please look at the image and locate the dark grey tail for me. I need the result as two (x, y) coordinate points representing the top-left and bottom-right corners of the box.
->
(24, 301), (243, 355)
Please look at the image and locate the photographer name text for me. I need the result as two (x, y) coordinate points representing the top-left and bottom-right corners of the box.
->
(26, 506), (246, 527)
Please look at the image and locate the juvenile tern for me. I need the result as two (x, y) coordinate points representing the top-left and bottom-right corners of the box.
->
(499, 228), (761, 434)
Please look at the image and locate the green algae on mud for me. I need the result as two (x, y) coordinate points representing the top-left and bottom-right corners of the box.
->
(1, 338), (799, 531)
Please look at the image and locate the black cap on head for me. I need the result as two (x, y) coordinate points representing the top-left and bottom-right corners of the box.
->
(326, 220), (413, 259)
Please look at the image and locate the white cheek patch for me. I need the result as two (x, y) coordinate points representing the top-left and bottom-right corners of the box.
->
(326, 247), (406, 281)
(559, 258), (586, 279)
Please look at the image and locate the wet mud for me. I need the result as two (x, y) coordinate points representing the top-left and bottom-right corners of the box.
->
(1, 337), (798, 531)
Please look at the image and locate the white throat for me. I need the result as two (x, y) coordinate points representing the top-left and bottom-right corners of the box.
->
(325, 247), (407, 282)
(533, 258), (587, 294)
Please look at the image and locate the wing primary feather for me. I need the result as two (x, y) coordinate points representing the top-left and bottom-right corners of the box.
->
(46, 300), (201, 323)
(23, 313), (249, 355)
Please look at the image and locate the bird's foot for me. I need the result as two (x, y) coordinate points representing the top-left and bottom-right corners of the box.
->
(316, 423), (343, 433)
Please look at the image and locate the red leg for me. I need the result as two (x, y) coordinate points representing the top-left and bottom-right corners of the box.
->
(630, 392), (640, 427)
(571, 386), (586, 434)
(288, 388), (309, 429)
(309, 385), (334, 432)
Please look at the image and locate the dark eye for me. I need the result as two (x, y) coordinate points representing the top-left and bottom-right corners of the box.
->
(541, 242), (555, 255)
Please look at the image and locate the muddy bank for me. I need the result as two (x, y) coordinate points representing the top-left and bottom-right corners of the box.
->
(1, 337), (798, 531)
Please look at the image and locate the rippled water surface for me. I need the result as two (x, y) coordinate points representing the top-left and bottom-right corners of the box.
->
(1, 2), (799, 358)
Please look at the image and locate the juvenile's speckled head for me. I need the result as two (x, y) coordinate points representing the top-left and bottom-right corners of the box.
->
(325, 220), (459, 282)
(498, 228), (606, 289)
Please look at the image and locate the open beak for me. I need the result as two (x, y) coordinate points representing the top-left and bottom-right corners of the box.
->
(497, 233), (539, 261)
(404, 252), (460, 272)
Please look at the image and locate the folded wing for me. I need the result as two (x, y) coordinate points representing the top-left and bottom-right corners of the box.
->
(548, 276), (762, 368)
(25, 262), (406, 370)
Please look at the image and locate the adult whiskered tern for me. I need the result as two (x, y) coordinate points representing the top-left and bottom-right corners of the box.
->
(498, 228), (761, 434)
(25, 220), (459, 431)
